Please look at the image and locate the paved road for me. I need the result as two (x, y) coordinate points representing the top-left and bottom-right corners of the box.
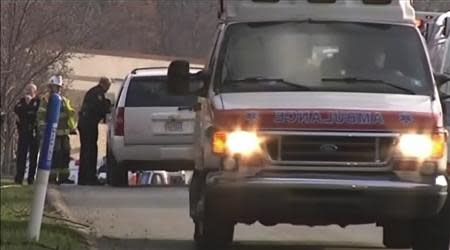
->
(56, 185), (409, 250)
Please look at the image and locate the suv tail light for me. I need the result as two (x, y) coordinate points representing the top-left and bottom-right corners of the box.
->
(114, 107), (124, 136)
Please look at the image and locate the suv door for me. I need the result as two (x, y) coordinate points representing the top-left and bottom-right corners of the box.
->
(107, 77), (126, 142)
(123, 75), (197, 145)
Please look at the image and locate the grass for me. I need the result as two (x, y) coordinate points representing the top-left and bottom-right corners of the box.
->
(0, 179), (87, 250)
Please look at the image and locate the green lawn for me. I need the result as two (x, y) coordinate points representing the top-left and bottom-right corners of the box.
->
(0, 180), (87, 250)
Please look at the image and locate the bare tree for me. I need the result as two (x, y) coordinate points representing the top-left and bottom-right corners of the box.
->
(0, 0), (103, 176)
(154, 0), (217, 58)
(74, 0), (218, 58)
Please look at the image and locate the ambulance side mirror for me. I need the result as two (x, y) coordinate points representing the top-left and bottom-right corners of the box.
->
(167, 60), (190, 96)
(435, 73), (450, 88)
(192, 70), (210, 98)
(167, 60), (207, 97)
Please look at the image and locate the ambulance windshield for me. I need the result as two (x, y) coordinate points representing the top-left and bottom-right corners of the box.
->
(217, 21), (433, 96)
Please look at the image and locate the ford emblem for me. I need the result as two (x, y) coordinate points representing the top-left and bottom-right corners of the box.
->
(320, 144), (339, 153)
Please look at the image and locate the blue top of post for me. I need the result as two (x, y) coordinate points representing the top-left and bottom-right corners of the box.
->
(37, 93), (62, 171)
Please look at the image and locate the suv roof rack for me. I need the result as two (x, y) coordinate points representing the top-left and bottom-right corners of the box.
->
(131, 66), (204, 75)
(131, 67), (167, 74)
(218, 0), (415, 24)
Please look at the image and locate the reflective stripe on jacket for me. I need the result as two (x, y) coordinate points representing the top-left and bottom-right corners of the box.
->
(38, 95), (77, 136)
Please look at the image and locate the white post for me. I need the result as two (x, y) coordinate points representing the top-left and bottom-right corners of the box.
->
(27, 170), (50, 240)
(27, 90), (62, 241)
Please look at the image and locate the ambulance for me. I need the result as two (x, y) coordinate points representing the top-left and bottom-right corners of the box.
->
(416, 11), (443, 40)
(167, 0), (450, 249)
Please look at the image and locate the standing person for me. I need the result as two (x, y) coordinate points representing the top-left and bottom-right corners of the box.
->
(77, 77), (111, 186)
(14, 83), (40, 185)
(37, 76), (77, 185)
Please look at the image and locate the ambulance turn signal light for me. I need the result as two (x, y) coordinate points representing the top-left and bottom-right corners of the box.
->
(431, 133), (446, 159)
(212, 131), (227, 155)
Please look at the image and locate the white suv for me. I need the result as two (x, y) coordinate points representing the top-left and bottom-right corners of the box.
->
(107, 67), (202, 186)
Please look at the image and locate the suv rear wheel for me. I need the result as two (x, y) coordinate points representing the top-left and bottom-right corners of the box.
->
(107, 153), (128, 187)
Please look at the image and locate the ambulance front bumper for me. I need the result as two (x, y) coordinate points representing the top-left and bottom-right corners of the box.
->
(204, 172), (448, 225)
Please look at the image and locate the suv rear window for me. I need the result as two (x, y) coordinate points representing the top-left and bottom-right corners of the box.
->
(125, 76), (197, 107)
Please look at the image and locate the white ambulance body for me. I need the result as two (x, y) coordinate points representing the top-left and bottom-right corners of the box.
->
(167, 1), (450, 249)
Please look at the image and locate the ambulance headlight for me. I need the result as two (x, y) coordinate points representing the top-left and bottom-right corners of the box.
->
(227, 131), (261, 156)
(398, 134), (432, 159)
(398, 134), (445, 159)
(212, 130), (262, 156)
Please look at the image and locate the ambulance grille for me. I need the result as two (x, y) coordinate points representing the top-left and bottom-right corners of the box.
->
(265, 134), (396, 166)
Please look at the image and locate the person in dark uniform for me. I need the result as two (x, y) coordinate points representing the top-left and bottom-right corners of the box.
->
(14, 83), (40, 185)
(78, 77), (111, 185)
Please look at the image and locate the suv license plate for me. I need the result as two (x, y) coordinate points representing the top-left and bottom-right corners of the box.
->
(165, 120), (183, 132)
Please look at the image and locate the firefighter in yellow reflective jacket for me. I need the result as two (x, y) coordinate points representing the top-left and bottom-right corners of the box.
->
(38, 76), (77, 184)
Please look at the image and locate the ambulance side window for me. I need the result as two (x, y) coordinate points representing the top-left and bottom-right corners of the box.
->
(444, 40), (450, 75)
(443, 83), (450, 95)
(430, 41), (446, 72)
(443, 90), (450, 125)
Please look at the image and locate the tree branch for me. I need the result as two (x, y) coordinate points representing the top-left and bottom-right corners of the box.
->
(12, 0), (32, 53)
(6, 50), (67, 110)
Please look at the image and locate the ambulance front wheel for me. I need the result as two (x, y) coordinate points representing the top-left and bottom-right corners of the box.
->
(194, 216), (234, 249)
(411, 185), (450, 250)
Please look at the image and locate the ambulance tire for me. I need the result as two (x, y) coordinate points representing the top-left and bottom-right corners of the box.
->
(108, 155), (128, 187)
(194, 217), (234, 249)
(193, 175), (234, 249)
(382, 222), (412, 248)
(412, 187), (450, 250)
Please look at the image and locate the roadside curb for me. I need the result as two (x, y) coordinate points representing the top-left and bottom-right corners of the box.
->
(47, 186), (98, 250)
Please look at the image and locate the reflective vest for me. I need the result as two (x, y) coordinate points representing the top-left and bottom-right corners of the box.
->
(38, 94), (77, 136)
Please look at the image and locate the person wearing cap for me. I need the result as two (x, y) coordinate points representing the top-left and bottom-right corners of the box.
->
(14, 82), (40, 185)
(37, 75), (77, 185)
(77, 77), (111, 185)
